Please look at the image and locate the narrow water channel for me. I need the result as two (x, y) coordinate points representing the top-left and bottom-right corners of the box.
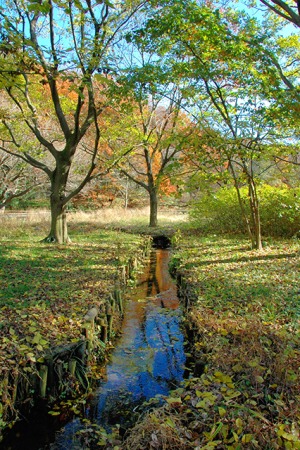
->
(88, 248), (186, 428)
(1, 248), (186, 450)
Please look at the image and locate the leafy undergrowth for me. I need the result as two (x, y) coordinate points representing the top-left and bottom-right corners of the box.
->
(0, 219), (147, 430)
(124, 233), (300, 449)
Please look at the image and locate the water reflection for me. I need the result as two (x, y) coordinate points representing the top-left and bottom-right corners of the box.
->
(89, 249), (185, 428)
(55, 249), (186, 445)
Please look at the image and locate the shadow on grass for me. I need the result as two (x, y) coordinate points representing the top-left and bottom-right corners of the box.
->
(192, 252), (298, 267)
(0, 242), (124, 308)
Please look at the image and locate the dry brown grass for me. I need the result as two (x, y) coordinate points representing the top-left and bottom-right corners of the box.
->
(123, 407), (192, 450)
(0, 207), (188, 232)
(68, 207), (188, 228)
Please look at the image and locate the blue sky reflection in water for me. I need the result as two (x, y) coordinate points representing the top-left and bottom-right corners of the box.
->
(52, 249), (186, 448)
(89, 248), (186, 428)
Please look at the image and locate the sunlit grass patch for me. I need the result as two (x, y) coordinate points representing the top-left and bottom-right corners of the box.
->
(173, 234), (300, 326)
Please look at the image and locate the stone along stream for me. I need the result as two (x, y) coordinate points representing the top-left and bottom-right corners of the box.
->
(2, 247), (186, 449)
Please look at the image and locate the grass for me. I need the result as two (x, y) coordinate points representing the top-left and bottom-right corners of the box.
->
(0, 209), (155, 432)
(1, 209), (299, 448)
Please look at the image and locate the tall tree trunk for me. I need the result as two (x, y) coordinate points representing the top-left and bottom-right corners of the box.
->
(149, 188), (158, 227)
(248, 178), (262, 250)
(124, 177), (129, 209)
(42, 193), (70, 243)
(44, 196), (69, 243)
(228, 160), (255, 248)
(42, 159), (71, 244)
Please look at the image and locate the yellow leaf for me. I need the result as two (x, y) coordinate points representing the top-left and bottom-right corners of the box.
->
(165, 418), (176, 428)
(32, 333), (42, 344)
(166, 397), (182, 404)
(279, 431), (297, 441)
(223, 390), (241, 400)
(196, 400), (209, 409)
(242, 434), (253, 443)
(236, 418), (243, 428)
(214, 371), (223, 378)
(256, 375), (264, 384)
(149, 414), (159, 423)
(232, 431), (239, 442)
(248, 360), (258, 367)
(29, 326), (37, 332)
(26, 352), (36, 362)
(48, 411), (60, 416)
(218, 407), (226, 417)
(232, 364), (243, 372)
(214, 371), (233, 384)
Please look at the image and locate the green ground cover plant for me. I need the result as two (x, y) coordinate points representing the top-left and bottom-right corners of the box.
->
(0, 211), (148, 432)
(125, 232), (300, 449)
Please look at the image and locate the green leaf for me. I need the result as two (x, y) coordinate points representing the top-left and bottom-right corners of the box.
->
(48, 411), (61, 416)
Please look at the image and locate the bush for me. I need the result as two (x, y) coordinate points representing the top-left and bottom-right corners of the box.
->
(259, 185), (300, 237)
(189, 185), (300, 237)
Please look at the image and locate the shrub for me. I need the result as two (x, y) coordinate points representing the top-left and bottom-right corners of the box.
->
(259, 185), (300, 237)
(189, 185), (300, 237)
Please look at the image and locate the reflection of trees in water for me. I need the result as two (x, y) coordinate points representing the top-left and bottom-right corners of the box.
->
(146, 252), (160, 297)
(139, 250), (173, 298)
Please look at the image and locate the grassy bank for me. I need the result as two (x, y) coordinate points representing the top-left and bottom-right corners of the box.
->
(0, 210), (154, 432)
(1, 210), (299, 448)
(125, 232), (300, 449)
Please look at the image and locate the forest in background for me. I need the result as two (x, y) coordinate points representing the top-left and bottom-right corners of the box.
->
(0, 0), (299, 249)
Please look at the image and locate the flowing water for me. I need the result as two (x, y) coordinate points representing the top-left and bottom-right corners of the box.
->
(1, 248), (186, 449)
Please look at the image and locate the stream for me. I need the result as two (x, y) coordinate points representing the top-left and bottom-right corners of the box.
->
(1, 248), (186, 449)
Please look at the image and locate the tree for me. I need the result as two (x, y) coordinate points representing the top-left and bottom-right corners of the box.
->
(100, 78), (190, 226)
(258, 0), (300, 27)
(133, 0), (299, 247)
(0, 0), (142, 243)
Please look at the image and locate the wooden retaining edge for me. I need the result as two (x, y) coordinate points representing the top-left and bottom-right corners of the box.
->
(176, 272), (198, 310)
(35, 239), (152, 398)
(37, 295), (119, 399)
(0, 237), (152, 438)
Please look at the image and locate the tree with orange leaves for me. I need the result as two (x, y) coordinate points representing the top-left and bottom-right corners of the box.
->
(99, 75), (192, 226)
(0, 0), (143, 243)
